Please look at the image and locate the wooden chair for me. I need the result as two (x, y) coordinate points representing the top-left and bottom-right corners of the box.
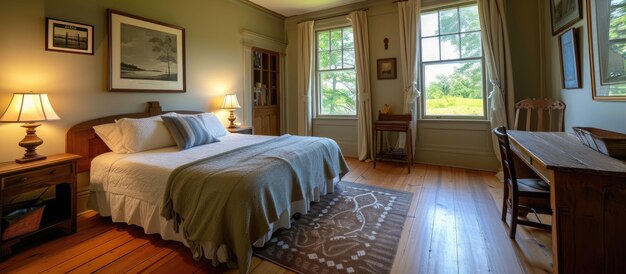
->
(493, 126), (552, 239)
(513, 98), (565, 131)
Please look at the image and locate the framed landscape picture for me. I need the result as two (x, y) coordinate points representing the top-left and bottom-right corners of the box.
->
(46, 18), (93, 55)
(550, 0), (582, 35)
(559, 28), (580, 89)
(377, 58), (397, 80)
(108, 9), (185, 92)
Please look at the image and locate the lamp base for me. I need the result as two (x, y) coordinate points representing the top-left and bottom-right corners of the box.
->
(15, 122), (46, 164)
(228, 110), (237, 129)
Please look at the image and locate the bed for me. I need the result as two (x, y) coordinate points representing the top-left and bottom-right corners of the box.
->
(66, 101), (349, 273)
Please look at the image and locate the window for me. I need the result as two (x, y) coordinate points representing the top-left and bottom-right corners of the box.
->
(316, 26), (357, 116)
(420, 4), (486, 118)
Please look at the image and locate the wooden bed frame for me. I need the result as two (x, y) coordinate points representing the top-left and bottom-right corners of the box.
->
(66, 101), (202, 173)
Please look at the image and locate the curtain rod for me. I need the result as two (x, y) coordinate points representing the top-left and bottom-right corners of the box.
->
(297, 8), (369, 24)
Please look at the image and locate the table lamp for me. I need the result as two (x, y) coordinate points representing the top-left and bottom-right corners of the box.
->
(0, 92), (60, 163)
(221, 94), (240, 128)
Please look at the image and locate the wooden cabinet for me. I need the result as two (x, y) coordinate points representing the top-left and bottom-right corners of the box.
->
(252, 48), (280, 136)
(0, 154), (80, 255)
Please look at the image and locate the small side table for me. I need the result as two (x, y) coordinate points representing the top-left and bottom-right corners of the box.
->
(373, 113), (413, 174)
(228, 126), (254, 135)
(0, 153), (81, 256)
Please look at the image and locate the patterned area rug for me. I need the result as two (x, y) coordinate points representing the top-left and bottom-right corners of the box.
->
(254, 181), (413, 274)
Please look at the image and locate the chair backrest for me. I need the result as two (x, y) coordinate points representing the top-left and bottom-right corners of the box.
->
(514, 98), (565, 132)
(493, 126), (519, 194)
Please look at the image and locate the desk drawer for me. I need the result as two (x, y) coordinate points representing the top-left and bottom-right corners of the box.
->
(3, 163), (73, 197)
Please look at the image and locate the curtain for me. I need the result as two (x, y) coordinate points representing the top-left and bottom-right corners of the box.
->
(478, 0), (515, 180)
(348, 11), (373, 161)
(397, 0), (421, 155)
(297, 21), (315, 136)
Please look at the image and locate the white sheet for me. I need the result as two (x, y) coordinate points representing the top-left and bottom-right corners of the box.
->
(88, 133), (338, 265)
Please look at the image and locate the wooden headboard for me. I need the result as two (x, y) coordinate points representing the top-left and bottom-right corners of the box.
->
(66, 101), (203, 173)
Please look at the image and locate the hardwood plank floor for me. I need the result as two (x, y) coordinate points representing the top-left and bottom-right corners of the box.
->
(0, 158), (552, 273)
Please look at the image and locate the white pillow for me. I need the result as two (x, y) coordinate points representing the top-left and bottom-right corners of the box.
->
(202, 113), (229, 137)
(117, 114), (177, 153)
(174, 112), (229, 137)
(93, 123), (128, 154)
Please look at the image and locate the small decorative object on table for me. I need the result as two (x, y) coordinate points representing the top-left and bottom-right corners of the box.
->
(222, 94), (241, 128)
(573, 127), (626, 159)
(381, 104), (390, 114)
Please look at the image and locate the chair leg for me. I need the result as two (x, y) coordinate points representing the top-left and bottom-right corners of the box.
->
(509, 196), (519, 239)
(501, 183), (509, 222)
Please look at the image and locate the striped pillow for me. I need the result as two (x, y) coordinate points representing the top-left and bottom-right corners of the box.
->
(161, 115), (220, 150)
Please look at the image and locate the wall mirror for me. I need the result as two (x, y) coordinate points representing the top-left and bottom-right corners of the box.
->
(587, 0), (626, 101)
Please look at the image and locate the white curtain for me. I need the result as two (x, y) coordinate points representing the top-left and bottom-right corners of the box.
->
(478, 0), (515, 179)
(397, 0), (421, 155)
(348, 11), (373, 161)
(297, 21), (315, 136)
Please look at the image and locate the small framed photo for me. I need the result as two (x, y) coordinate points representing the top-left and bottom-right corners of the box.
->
(559, 28), (581, 89)
(377, 58), (397, 80)
(108, 9), (186, 93)
(46, 18), (94, 55)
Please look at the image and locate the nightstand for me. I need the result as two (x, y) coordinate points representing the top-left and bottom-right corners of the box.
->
(228, 126), (253, 135)
(0, 153), (80, 255)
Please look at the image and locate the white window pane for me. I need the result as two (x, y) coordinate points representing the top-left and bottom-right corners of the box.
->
(423, 61), (484, 116)
(439, 8), (459, 35)
(330, 50), (342, 69)
(421, 37), (440, 61)
(421, 12), (439, 36)
(330, 29), (342, 50)
(318, 31), (329, 51)
(318, 51), (330, 70)
(320, 70), (357, 115)
(440, 34), (460, 60)
(460, 5), (480, 32)
(343, 27), (354, 49)
(343, 50), (355, 68)
(461, 32), (482, 58)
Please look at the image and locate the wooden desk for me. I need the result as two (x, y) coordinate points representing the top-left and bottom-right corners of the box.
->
(507, 131), (626, 274)
(373, 120), (412, 173)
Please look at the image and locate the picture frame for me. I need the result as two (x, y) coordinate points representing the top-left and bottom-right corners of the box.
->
(559, 28), (580, 89)
(586, 0), (626, 101)
(377, 58), (397, 80)
(45, 18), (93, 55)
(550, 0), (582, 35)
(108, 9), (186, 93)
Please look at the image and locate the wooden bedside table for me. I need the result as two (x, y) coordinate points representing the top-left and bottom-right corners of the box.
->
(0, 153), (80, 255)
(228, 126), (253, 135)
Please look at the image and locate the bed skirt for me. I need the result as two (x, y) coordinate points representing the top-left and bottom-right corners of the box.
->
(87, 176), (339, 265)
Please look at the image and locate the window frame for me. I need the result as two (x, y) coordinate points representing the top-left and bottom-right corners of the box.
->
(419, 2), (488, 120)
(314, 24), (358, 118)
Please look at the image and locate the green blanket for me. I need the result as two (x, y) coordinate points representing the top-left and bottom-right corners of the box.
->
(161, 135), (349, 273)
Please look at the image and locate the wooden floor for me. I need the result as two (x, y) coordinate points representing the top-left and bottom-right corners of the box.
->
(0, 158), (553, 273)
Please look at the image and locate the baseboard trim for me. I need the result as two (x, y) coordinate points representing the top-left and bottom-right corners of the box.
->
(416, 144), (498, 172)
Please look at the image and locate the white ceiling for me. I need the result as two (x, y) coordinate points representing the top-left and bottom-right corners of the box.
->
(249, 0), (367, 17)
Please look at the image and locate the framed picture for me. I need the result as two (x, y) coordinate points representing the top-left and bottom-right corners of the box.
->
(377, 58), (397, 80)
(586, 0), (626, 100)
(108, 9), (186, 93)
(559, 28), (580, 89)
(46, 18), (93, 55)
(550, 0), (582, 35)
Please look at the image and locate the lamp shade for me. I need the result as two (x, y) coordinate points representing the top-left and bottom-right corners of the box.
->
(0, 93), (60, 122)
(221, 94), (241, 109)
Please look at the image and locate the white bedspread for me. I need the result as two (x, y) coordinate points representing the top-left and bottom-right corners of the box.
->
(88, 133), (338, 265)
(90, 133), (274, 204)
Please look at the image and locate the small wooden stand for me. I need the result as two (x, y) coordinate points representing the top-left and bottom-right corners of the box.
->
(373, 112), (413, 173)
